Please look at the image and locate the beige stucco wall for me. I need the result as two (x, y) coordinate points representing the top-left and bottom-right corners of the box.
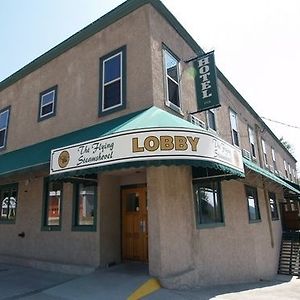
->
(0, 171), (100, 267)
(146, 165), (282, 288)
(0, 5), (154, 153)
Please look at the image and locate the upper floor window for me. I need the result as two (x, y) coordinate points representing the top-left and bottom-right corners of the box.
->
(229, 109), (239, 147)
(261, 139), (268, 166)
(288, 164), (292, 179)
(245, 185), (261, 222)
(0, 106), (10, 150)
(284, 160), (288, 178)
(207, 110), (217, 131)
(163, 47), (181, 112)
(0, 184), (18, 224)
(38, 86), (57, 121)
(193, 180), (223, 226)
(99, 46), (126, 115)
(248, 126), (256, 158)
(271, 147), (277, 171)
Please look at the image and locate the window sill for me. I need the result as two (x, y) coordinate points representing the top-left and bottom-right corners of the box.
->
(197, 222), (225, 229)
(165, 101), (184, 116)
(72, 225), (96, 232)
(0, 220), (16, 224)
(271, 218), (280, 222)
(41, 226), (61, 232)
(249, 219), (262, 224)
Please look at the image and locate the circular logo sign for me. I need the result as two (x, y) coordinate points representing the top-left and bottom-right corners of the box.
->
(58, 151), (70, 169)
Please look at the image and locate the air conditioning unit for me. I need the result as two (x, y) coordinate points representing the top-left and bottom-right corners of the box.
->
(269, 165), (274, 173)
(189, 114), (205, 129)
(242, 149), (251, 161)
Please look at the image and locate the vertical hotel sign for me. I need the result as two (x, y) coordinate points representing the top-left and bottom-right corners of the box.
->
(193, 51), (220, 112)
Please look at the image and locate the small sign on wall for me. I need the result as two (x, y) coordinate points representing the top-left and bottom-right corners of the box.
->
(193, 51), (220, 112)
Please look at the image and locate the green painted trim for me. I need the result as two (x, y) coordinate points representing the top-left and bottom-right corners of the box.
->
(245, 185), (261, 223)
(72, 181), (97, 232)
(0, 106), (11, 152)
(0, 183), (18, 224)
(99, 45), (127, 116)
(196, 223), (225, 230)
(41, 178), (63, 232)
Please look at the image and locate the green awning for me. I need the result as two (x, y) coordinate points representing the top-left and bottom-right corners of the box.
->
(0, 106), (244, 178)
(243, 158), (300, 195)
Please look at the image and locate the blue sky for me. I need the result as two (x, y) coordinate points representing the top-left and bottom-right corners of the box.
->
(1, 0), (300, 166)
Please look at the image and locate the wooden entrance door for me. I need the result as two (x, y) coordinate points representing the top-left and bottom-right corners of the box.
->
(122, 186), (148, 262)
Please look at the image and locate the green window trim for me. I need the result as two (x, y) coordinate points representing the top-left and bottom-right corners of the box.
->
(41, 178), (63, 231)
(245, 185), (261, 223)
(0, 105), (11, 151)
(72, 180), (97, 232)
(0, 183), (18, 224)
(193, 180), (224, 228)
(99, 45), (127, 116)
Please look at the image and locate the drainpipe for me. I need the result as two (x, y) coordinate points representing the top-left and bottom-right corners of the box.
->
(255, 124), (274, 248)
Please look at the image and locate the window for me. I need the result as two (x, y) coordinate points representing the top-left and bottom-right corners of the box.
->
(99, 46), (126, 115)
(38, 86), (57, 121)
(0, 106), (10, 150)
(261, 139), (268, 166)
(284, 160), (288, 178)
(269, 192), (279, 220)
(288, 164), (292, 179)
(0, 184), (18, 223)
(229, 109), (239, 146)
(73, 179), (97, 231)
(207, 110), (217, 131)
(248, 127), (256, 158)
(245, 186), (261, 222)
(271, 148), (277, 170)
(194, 181), (223, 226)
(163, 47), (181, 111)
(42, 180), (63, 230)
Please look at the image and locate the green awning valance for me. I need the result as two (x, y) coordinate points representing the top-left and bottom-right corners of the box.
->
(243, 158), (300, 195)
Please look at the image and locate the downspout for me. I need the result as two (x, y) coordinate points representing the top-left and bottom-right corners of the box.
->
(255, 124), (274, 248)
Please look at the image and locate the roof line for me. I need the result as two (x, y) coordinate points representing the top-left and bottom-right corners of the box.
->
(0, 0), (296, 162)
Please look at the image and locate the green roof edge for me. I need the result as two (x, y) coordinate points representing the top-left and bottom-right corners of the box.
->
(0, 0), (296, 162)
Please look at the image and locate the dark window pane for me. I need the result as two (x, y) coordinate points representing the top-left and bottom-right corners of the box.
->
(167, 78), (179, 107)
(251, 144), (256, 157)
(0, 129), (5, 147)
(246, 187), (260, 221)
(104, 80), (121, 109)
(208, 111), (216, 130)
(233, 130), (239, 146)
(0, 110), (9, 129)
(41, 103), (53, 116)
(78, 184), (96, 226)
(167, 65), (178, 82)
(104, 54), (121, 83)
(194, 182), (223, 225)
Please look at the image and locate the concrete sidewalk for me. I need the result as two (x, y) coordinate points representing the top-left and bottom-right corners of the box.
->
(0, 263), (299, 299)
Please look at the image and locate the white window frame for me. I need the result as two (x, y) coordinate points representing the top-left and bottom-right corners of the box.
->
(284, 160), (288, 178)
(101, 51), (123, 113)
(271, 147), (277, 170)
(262, 139), (268, 166)
(163, 48), (182, 113)
(0, 107), (10, 150)
(40, 90), (55, 118)
(248, 126), (256, 158)
(229, 109), (239, 147)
